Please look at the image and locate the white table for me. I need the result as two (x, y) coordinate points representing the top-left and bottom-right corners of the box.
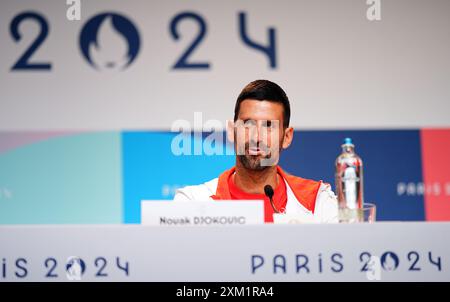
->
(0, 222), (449, 281)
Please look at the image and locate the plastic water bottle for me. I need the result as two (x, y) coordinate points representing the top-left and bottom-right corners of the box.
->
(335, 138), (364, 210)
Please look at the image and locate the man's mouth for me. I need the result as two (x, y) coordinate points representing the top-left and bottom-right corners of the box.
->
(247, 146), (269, 156)
(248, 147), (262, 155)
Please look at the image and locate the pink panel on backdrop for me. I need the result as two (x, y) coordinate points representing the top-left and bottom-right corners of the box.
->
(420, 129), (450, 221)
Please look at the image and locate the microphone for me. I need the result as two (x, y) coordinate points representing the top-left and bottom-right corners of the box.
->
(264, 185), (279, 213)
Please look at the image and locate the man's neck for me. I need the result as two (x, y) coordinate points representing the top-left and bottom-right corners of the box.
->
(233, 161), (279, 194)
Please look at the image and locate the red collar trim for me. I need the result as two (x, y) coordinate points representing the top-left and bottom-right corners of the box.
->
(210, 166), (321, 212)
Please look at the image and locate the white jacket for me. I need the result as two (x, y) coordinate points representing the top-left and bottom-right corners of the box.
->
(174, 171), (339, 223)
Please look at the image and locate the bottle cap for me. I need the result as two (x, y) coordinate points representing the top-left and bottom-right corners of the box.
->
(344, 137), (353, 145)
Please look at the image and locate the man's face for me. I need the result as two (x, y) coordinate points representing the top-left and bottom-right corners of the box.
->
(233, 99), (292, 170)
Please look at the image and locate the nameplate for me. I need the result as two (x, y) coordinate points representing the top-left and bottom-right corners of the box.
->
(141, 200), (264, 226)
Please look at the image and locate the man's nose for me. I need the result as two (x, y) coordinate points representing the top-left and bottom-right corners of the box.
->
(250, 122), (265, 143)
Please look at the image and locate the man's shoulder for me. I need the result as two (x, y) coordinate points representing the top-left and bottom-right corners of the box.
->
(280, 169), (322, 187)
(316, 182), (337, 199)
(173, 178), (218, 201)
(314, 182), (339, 222)
(284, 171), (338, 222)
(280, 169), (323, 201)
(289, 174), (335, 199)
(282, 170), (337, 200)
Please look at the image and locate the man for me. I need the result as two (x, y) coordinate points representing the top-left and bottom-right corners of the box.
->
(174, 80), (338, 223)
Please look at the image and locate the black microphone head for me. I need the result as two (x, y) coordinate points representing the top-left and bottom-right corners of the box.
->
(264, 185), (274, 199)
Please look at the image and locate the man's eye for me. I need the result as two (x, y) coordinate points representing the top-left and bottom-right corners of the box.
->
(243, 119), (256, 127)
(262, 121), (273, 128)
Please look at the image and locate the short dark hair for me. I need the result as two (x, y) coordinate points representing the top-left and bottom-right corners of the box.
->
(234, 80), (291, 128)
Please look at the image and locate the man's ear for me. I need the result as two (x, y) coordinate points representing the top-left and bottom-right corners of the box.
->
(226, 120), (235, 143)
(282, 127), (294, 149)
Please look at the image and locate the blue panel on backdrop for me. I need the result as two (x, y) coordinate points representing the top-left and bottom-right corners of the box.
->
(279, 130), (425, 221)
(122, 132), (234, 223)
